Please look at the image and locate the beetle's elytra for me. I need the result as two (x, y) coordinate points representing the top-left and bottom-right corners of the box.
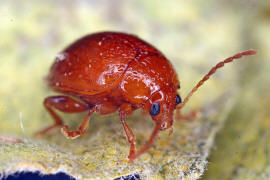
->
(36, 31), (256, 161)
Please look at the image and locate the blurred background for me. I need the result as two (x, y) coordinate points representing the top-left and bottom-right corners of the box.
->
(0, 0), (269, 179)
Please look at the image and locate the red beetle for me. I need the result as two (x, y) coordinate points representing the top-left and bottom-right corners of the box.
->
(36, 32), (256, 161)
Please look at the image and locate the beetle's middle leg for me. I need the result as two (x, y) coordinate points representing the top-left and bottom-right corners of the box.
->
(62, 100), (121, 138)
(61, 110), (92, 139)
(35, 95), (90, 137)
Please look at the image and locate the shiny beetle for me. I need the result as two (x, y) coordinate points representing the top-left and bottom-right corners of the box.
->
(36, 32), (256, 161)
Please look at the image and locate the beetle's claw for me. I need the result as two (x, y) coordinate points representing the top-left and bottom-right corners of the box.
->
(128, 154), (136, 163)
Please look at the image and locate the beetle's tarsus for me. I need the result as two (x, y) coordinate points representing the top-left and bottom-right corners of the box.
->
(61, 110), (91, 139)
(61, 125), (81, 139)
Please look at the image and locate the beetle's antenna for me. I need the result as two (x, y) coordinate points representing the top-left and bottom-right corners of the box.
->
(177, 50), (256, 110)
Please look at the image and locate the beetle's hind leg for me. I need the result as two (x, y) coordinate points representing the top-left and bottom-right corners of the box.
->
(35, 96), (89, 137)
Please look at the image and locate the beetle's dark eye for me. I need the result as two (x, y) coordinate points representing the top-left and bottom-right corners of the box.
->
(150, 103), (160, 116)
(176, 94), (182, 104)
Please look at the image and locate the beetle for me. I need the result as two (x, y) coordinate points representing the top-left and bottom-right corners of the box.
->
(36, 32), (256, 161)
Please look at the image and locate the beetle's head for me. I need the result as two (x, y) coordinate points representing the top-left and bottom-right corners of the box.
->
(144, 86), (181, 131)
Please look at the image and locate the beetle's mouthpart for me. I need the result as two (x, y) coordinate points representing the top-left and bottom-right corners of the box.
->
(158, 117), (173, 131)
(177, 50), (257, 110)
(160, 122), (167, 130)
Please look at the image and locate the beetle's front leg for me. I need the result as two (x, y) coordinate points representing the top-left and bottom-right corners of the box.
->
(35, 95), (89, 136)
(129, 123), (160, 161)
(119, 104), (136, 160)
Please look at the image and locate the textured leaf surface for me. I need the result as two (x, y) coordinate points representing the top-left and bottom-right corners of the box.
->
(0, 95), (234, 179)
